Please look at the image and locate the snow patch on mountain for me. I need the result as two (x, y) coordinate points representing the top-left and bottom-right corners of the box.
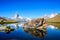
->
(43, 13), (58, 19)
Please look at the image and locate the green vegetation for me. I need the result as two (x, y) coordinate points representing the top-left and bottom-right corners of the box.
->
(0, 18), (18, 24)
(5, 26), (14, 34)
(0, 21), (17, 24)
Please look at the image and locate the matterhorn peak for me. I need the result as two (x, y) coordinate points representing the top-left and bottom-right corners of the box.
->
(14, 12), (19, 19)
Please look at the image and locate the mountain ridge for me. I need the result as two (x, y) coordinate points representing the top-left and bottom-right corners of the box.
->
(46, 14), (60, 22)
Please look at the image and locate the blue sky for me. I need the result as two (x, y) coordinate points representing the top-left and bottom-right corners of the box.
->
(0, 0), (60, 18)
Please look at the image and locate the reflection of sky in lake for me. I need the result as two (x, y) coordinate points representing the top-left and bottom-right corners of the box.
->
(0, 25), (60, 40)
(46, 26), (60, 40)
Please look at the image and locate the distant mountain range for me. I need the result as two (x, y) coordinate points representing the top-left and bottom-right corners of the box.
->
(0, 13), (60, 24)
(0, 16), (17, 23)
(11, 13), (31, 24)
(0, 13), (31, 24)
(46, 14), (60, 22)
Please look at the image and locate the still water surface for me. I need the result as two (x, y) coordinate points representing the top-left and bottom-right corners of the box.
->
(0, 23), (60, 40)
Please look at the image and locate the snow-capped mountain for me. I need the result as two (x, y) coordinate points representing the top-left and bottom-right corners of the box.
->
(10, 13), (31, 24)
(42, 13), (58, 19)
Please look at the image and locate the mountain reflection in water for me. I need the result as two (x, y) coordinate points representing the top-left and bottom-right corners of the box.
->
(48, 23), (60, 29)
(0, 23), (60, 40)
